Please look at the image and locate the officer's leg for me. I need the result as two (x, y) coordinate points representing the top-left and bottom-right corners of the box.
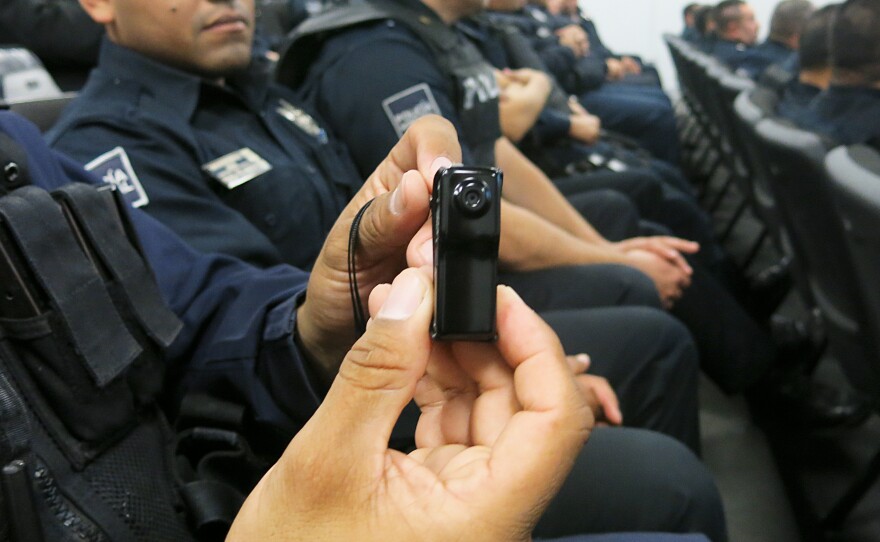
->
(543, 306), (700, 452)
(533, 428), (728, 542)
(562, 188), (642, 241)
(501, 264), (661, 313)
(579, 88), (680, 165)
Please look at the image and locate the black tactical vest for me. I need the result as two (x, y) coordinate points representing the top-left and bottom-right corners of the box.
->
(279, 0), (502, 166)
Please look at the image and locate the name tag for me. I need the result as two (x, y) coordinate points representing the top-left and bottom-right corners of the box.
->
(202, 148), (272, 190)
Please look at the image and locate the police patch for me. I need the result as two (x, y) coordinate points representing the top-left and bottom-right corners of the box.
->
(202, 148), (272, 190)
(84, 147), (149, 208)
(382, 83), (441, 138)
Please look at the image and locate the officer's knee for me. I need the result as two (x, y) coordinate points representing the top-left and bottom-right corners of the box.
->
(610, 266), (663, 308)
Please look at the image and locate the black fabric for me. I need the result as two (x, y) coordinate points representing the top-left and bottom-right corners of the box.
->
(0, 133), (31, 196)
(0, 187), (140, 389)
(51, 184), (182, 349)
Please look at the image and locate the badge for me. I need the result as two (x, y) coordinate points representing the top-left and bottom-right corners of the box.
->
(382, 83), (441, 138)
(202, 148), (273, 190)
(277, 99), (327, 143)
(84, 147), (149, 208)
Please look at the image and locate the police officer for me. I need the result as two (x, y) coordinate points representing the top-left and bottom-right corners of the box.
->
(790, 0), (880, 148)
(708, 0), (760, 69)
(2, 110), (720, 542)
(770, 4), (837, 122)
(45, 0), (725, 538)
(486, 1), (681, 164)
(737, 0), (813, 80)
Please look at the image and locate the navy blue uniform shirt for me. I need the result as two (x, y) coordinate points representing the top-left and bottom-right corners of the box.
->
(709, 38), (753, 70)
(737, 39), (794, 80)
(298, 0), (479, 176)
(797, 85), (880, 147)
(49, 39), (361, 271)
(776, 80), (821, 124)
(4, 110), (322, 444)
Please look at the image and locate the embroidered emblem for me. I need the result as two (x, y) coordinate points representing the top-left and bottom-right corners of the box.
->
(84, 147), (149, 208)
(382, 83), (442, 138)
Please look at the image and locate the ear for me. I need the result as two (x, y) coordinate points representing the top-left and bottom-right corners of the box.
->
(79, 0), (116, 25)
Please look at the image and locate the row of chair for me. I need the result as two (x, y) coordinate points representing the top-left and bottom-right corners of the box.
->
(666, 34), (880, 531)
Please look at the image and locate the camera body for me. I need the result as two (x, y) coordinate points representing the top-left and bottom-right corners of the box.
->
(431, 166), (502, 341)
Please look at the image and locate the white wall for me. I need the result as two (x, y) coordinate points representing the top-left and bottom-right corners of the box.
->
(577, 0), (827, 96)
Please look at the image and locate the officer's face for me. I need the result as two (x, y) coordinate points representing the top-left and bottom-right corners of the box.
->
(735, 4), (760, 45)
(83, 0), (255, 78)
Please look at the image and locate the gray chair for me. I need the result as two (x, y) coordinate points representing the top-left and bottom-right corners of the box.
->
(6, 92), (77, 132)
(0, 47), (61, 102)
(757, 119), (878, 528)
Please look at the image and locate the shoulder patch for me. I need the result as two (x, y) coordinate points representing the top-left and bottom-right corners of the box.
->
(382, 83), (441, 138)
(84, 147), (149, 208)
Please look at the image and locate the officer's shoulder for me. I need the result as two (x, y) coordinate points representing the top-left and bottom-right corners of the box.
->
(323, 18), (428, 51)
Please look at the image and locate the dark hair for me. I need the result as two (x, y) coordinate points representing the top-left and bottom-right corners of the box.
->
(713, 0), (746, 35)
(769, 0), (815, 42)
(831, 0), (880, 83)
(799, 4), (839, 70)
(695, 6), (715, 35)
(684, 3), (702, 20)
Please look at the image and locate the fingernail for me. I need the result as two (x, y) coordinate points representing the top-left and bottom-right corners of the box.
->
(430, 157), (453, 179)
(574, 353), (591, 369)
(390, 180), (406, 216)
(377, 272), (426, 320)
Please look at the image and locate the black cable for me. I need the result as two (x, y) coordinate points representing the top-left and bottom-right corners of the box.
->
(348, 199), (375, 335)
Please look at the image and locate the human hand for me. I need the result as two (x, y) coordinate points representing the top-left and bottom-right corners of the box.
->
(556, 25), (590, 57)
(605, 58), (625, 81)
(616, 236), (699, 277)
(625, 249), (692, 308)
(566, 354), (622, 426)
(620, 56), (642, 75)
(568, 110), (601, 144)
(229, 269), (592, 542)
(296, 115), (460, 382)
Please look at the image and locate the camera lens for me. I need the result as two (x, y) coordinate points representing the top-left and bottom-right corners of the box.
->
(454, 180), (490, 216)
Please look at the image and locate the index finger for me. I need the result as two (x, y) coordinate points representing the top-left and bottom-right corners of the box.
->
(374, 115), (462, 195)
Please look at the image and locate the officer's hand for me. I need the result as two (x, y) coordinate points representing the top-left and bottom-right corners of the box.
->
(616, 236), (699, 278)
(297, 115), (460, 382)
(621, 56), (642, 75)
(624, 249), (692, 308)
(568, 111), (601, 144)
(605, 58), (625, 81)
(556, 25), (590, 57)
(228, 269), (592, 542)
(566, 354), (622, 426)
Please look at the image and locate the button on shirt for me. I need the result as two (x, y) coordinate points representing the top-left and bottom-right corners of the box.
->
(48, 39), (361, 271)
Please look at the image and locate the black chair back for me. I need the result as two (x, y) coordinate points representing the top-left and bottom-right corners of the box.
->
(825, 145), (880, 396)
(755, 118), (873, 394)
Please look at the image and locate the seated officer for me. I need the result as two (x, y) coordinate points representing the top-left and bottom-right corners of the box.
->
(694, 5), (719, 52)
(682, 3), (705, 42)
(2, 110), (719, 542)
(485, 1), (681, 164)
(771, 4), (838, 121)
(708, 0), (760, 69)
(541, 0), (662, 87)
(737, 0), (814, 80)
(793, 0), (880, 149)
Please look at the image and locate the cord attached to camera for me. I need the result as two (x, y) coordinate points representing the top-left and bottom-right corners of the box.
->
(348, 199), (375, 335)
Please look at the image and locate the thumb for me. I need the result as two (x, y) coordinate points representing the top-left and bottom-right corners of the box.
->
(311, 268), (434, 455)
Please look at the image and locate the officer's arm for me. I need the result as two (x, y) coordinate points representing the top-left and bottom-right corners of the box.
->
(495, 137), (607, 245)
(0, 0), (103, 67)
(49, 119), (286, 267)
(496, 68), (553, 142)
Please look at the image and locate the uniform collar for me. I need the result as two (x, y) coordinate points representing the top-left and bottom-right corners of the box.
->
(95, 37), (272, 120)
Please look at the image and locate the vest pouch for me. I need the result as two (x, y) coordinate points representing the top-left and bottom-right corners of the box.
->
(0, 187), (143, 454)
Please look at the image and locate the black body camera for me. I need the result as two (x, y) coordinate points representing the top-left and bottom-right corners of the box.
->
(431, 166), (502, 341)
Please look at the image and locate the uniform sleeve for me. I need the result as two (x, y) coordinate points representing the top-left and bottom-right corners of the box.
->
(48, 116), (286, 267)
(0, 0), (103, 68)
(527, 108), (571, 146)
(304, 26), (468, 177)
(50, 145), (322, 438)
